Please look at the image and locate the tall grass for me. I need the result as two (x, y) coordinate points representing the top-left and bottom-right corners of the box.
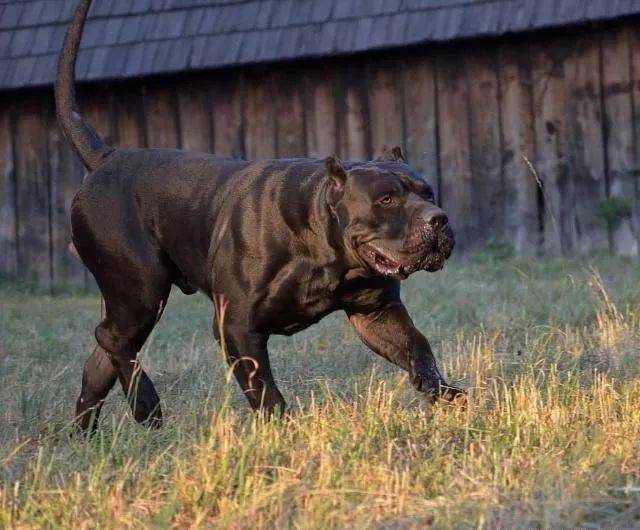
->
(1, 255), (640, 528)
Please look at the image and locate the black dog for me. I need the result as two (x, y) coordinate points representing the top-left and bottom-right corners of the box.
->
(57, 0), (465, 431)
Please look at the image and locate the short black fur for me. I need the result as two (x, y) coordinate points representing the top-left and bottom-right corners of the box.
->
(58, 0), (465, 431)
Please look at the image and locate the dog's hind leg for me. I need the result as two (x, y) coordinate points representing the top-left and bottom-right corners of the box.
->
(76, 285), (169, 431)
(73, 231), (172, 431)
(91, 280), (170, 429)
(75, 345), (118, 432)
(71, 179), (175, 430)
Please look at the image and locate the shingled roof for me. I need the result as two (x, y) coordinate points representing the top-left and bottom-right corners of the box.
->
(1, 0), (639, 91)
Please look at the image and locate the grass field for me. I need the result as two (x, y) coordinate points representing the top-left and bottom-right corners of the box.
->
(1, 253), (640, 528)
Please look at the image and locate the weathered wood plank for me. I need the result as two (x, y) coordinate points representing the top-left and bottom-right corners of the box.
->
(436, 53), (475, 251)
(334, 68), (349, 160)
(499, 44), (539, 254)
(82, 89), (115, 149)
(402, 56), (439, 199)
(602, 27), (637, 255)
(244, 72), (276, 160)
(531, 40), (572, 254)
(346, 87), (370, 161)
(14, 101), (51, 286)
(467, 48), (505, 243)
(304, 69), (337, 159)
(563, 34), (608, 253)
(0, 104), (17, 274)
(114, 89), (146, 148)
(144, 85), (180, 148)
(631, 25), (640, 237)
(48, 102), (86, 286)
(211, 75), (244, 158)
(368, 60), (403, 159)
(274, 70), (306, 158)
(335, 65), (371, 162)
(177, 82), (212, 153)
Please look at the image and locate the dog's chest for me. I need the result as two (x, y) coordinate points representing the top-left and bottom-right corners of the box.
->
(259, 262), (342, 335)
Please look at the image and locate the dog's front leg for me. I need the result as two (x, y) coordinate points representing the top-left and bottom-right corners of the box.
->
(214, 322), (285, 417)
(347, 301), (465, 402)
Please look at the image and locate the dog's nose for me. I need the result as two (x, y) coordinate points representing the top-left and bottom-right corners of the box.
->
(427, 212), (448, 229)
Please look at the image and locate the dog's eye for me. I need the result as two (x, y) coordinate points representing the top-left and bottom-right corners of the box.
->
(378, 195), (394, 206)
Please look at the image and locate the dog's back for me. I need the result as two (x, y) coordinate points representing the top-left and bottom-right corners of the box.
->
(72, 146), (327, 294)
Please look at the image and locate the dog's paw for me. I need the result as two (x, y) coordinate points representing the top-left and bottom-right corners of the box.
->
(422, 380), (467, 406)
(436, 384), (467, 408)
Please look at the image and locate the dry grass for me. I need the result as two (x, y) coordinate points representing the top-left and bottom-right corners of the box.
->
(1, 254), (640, 528)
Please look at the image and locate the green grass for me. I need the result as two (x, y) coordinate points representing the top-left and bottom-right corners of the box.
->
(1, 254), (640, 528)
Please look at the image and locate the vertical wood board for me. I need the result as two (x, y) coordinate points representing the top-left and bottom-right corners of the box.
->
(304, 70), (337, 159)
(82, 89), (115, 148)
(177, 83), (213, 153)
(602, 27), (637, 255)
(499, 44), (539, 253)
(0, 105), (17, 273)
(211, 74), (245, 158)
(436, 54), (475, 250)
(144, 85), (180, 148)
(244, 73), (276, 160)
(338, 64), (371, 161)
(402, 56), (439, 199)
(467, 48), (505, 242)
(114, 89), (147, 148)
(368, 60), (404, 158)
(531, 40), (572, 254)
(14, 102), (51, 286)
(563, 35), (608, 252)
(630, 26), (640, 242)
(274, 70), (306, 158)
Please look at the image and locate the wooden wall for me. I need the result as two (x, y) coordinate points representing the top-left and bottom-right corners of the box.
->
(1, 23), (640, 287)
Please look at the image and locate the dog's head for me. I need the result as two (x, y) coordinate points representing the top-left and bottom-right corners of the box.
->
(326, 148), (454, 279)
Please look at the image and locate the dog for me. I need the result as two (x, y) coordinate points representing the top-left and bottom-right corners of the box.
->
(57, 0), (465, 432)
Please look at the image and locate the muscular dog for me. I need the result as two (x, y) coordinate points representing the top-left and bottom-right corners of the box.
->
(58, 0), (465, 432)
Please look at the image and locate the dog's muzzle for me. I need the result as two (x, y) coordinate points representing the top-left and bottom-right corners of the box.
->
(358, 210), (455, 279)
(403, 212), (455, 273)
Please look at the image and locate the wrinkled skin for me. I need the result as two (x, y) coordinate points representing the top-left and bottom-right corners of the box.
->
(328, 155), (455, 279)
(71, 147), (464, 430)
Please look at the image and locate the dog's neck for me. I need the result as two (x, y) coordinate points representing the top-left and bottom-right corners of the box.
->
(308, 175), (363, 274)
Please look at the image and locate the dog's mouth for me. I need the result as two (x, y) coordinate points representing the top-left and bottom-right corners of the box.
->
(355, 225), (455, 280)
(358, 226), (454, 279)
(360, 243), (409, 278)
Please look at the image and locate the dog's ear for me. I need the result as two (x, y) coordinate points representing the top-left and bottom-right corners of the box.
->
(326, 154), (346, 185)
(390, 146), (405, 161)
(377, 146), (406, 162)
(325, 154), (347, 205)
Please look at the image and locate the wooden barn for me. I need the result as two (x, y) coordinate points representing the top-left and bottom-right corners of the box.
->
(1, 0), (640, 287)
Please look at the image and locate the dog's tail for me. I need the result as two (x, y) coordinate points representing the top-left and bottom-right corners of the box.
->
(55, 0), (113, 171)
